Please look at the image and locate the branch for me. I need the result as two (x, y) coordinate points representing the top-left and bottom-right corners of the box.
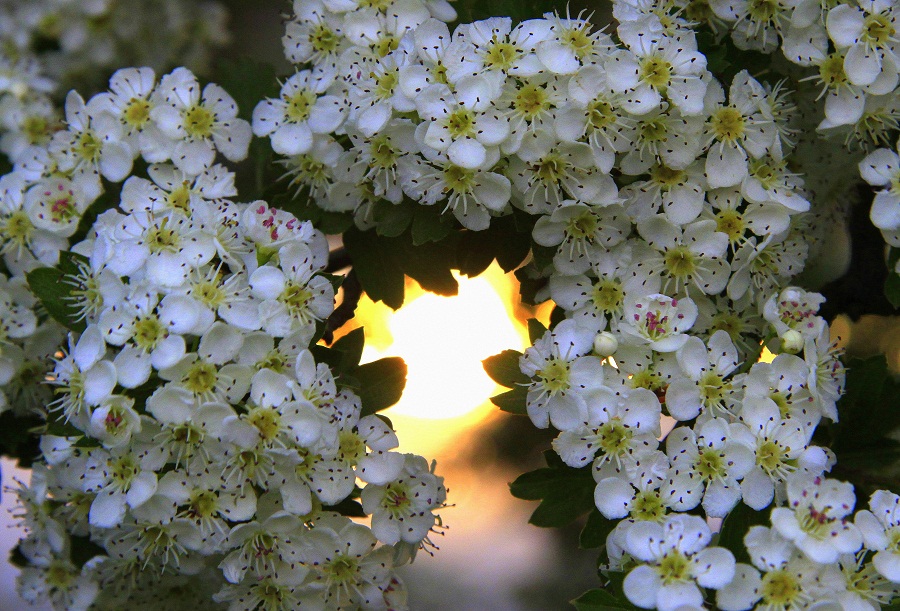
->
(322, 269), (362, 344)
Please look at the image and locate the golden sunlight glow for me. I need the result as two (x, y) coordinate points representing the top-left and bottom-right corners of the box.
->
(345, 263), (539, 455)
(361, 264), (525, 420)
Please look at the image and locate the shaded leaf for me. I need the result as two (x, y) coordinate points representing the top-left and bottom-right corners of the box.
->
(412, 205), (454, 245)
(580, 509), (616, 550)
(527, 318), (548, 343)
(26, 251), (89, 333)
(490, 386), (529, 415)
(886, 248), (900, 308)
(344, 228), (406, 309)
(354, 357), (407, 416)
(510, 452), (596, 527)
(483, 349), (528, 387)
(717, 502), (769, 564)
(571, 589), (637, 611)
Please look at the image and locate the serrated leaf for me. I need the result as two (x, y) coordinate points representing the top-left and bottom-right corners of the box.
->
(344, 228), (406, 309)
(354, 357), (407, 416)
(509, 457), (596, 527)
(412, 205), (454, 245)
(571, 589), (637, 611)
(374, 200), (415, 237)
(716, 502), (769, 564)
(489, 386), (529, 415)
(527, 318), (548, 343)
(324, 498), (366, 517)
(580, 509), (617, 550)
(26, 251), (88, 332)
(483, 350), (528, 387)
(332, 327), (366, 372)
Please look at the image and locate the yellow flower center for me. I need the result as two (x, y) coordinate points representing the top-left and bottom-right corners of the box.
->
(183, 105), (214, 139)
(710, 107), (746, 143)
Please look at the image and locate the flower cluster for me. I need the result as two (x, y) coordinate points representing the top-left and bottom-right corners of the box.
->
(692, 0), (900, 284)
(9, 67), (446, 611)
(0, 0), (230, 418)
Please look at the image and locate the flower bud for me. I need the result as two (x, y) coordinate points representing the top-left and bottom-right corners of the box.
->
(780, 329), (803, 354)
(593, 331), (618, 357)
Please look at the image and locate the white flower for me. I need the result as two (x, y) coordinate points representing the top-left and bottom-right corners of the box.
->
(345, 46), (416, 137)
(49, 90), (133, 197)
(717, 525), (826, 611)
(151, 67), (252, 175)
(361, 454), (446, 546)
(301, 515), (398, 609)
(771, 474), (862, 564)
(219, 512), (307, 584)
(82, 445), (157, 528)
(856, 490), (900, 583)
(157, 468), (257, 552)
(826, 2), (900, 88)
(532, 203), (631, 274)
(859, 145), (900, 233)
(762, 286), (826, 341)
(704, 72), (776, 189)
(732, 399), (828, 510)
(552, 386), (661, 469)
(253, 70), (346, 156)
(666, 330), (739, 420)
(403, 156), (511, 230)
(415, 81), (509, 169)
(622, 513), (736, 611)
(738, 353), (821, 434)
(606, 29), (708, 116)
(89, 66), (172, 162)
(637, 217), (731, 295)
(620, 293), (699, 352)
(248, 242), (335, 337)
(443, 17), (552, 86)
(665, 418), (755, 517)
(87, 394), (142, 449)
(548, 243), (660, 333)
(24, 176), (90, 238)
(508, 129), (618, 213)
(554, 65), (636, 174)
(623, 160), (707, 225)
(536, 11), (614, 75)
(120, 162), (237, 216)
(519, 319), (605, 430)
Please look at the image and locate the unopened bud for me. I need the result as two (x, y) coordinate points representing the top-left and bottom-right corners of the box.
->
(593, 331), (618, 357)
(780, 329), (803, 354)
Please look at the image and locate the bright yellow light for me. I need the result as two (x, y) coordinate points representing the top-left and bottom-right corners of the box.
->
(360, 264), (525, 421)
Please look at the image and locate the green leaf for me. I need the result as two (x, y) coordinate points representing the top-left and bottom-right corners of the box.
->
(412, 205), (454, 245)
(483, 349), (528, 387)
(456, 0), (559, 21)
(344, 228), (406, 309)
(374, 200), (415, 237)
(323, 498), (366, 518)
(527, 318), (548, 343)
(455, 214), (532, 277)
(886, 248), (900, 308)
(716, 503), (769, 564)
(26, 251), (89, 333)
(828, 355), (900, 494)
(509, 454), (596, 527)
(332, 327), (366, 372)
(212, 58), (279, 122)
(401, 237), (459, 297)
(571, 589), (637, 611)
(579, 509), (617, 550)
(353, 357), (407, 416)
(0, 411), (42, 467)
(489, 386), (529, 415)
